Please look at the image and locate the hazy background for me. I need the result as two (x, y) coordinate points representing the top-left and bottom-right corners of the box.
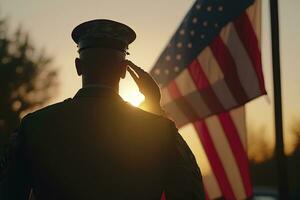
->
(1, 0), (300, 155)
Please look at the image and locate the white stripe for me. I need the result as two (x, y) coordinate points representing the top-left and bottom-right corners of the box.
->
(203, 174), (223, 200)
(174, 69), (198, 96)
(211, 80), (237, 110)
(246, 0), (261, 47)
(197, 47), (237, 109)
(184, 92), (211, 118)
(160, 87), (172, 105)
(220, 23), (261, 99)
(197, 47), (224, 84)
(205, 115), (247, 200)
(229, 106), (247, 150)
(179, 124), (222, 199)
(160, 87), (189, 126)
(174, 68), (211, 118)
(163, 102), (189, 127)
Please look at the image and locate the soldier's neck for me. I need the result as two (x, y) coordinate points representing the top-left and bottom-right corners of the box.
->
(82, 78), (119, 93)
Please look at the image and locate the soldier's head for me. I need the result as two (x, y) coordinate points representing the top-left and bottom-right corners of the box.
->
(71, 19), (136, 87)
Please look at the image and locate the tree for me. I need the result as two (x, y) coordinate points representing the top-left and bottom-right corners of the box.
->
(247, 125), (274, 163)
(291, 119), (300, 149)
(0, 17), (58, 151)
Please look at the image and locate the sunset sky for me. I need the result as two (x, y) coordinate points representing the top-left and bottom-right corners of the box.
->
(1, 0), (300, 155)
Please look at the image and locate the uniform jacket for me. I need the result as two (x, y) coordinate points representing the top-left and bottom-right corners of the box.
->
(0, 87), (205, 200)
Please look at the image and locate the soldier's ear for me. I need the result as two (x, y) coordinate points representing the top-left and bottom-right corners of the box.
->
(75, 58), (83, 76)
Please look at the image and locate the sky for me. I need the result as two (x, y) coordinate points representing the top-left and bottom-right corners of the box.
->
(1, 0), (300, 154)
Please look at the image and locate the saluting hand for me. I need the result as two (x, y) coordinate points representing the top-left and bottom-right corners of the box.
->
(125, 60), (161, 105)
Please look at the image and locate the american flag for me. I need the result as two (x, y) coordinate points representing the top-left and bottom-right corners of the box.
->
(151, 0), (265, 199)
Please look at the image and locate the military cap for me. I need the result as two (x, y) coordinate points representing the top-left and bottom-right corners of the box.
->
(71, 19), (136, 54)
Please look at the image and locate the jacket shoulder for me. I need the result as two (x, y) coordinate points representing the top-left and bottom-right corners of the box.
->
(22, 98), (72, 123)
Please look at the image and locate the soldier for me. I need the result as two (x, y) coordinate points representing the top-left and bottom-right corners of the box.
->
(0, 19), (205, 200)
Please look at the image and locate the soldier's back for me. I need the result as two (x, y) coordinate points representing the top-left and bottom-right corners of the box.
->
(23, 87), (176, 200)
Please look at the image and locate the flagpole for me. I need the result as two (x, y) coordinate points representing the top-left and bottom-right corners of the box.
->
(269, 0), (289, 199)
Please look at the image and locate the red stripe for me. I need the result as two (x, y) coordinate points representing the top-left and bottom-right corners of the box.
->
(166, 80), (181, 99)
(187, 60), (210, 90)
(218, 112), (253, 197)
(234, 12), (266, 94)
(209, 37), (249, 105)
(194, 121), (236, 199)
(161, 192), (166, 200)
(166, 81), (199, 123)
(188, 60), (224, 114)
(204, 187), (210, 200)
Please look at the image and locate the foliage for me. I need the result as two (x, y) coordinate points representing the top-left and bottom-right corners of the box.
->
(247, 126), (274, 163)
(290, 119), (300, 149)
(0, 17), (58, 149)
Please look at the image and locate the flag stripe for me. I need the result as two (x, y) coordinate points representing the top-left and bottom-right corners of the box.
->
(233, 12), (266, 94)
(173, 69), (213, 119)
(187, 60), (210, 90)
(160, 87), (173, 105)
(188, 60), (225, 114)
(174, 69), (199, 96)
(161, 85), (190, 125)
(197, 47), (238, 110)
(162, 100), (189, 126)
(229, 107), (247, 149)
(209, 36), (249, 104)
(211, 80), (238, 110)
(166, 81), (199, 123)
(184, 91), (212, 119)
(204, 115), (247, 199)
(218, 112), (253, 196)
(196, 47), (225, 86)
(204, 187), (210, 200)
(203, 173), (222, 199)
(178, 124), (222, 199)
(194, 121), (236, 199)
(246, 0), (261, 46)
(219, 23), (261, 99)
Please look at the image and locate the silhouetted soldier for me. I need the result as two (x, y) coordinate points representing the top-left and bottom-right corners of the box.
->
(0, 19), (205, 200)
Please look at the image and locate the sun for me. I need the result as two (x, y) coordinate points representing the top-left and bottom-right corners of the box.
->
(120, 90), (145, 107)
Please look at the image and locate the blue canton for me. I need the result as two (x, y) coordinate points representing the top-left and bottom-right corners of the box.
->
(150, 0), (254, 86)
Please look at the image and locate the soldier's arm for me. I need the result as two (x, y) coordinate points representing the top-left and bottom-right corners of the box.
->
(125, 60), (166, 116)
(0, 119), (32, 200)
(164, 124), (205, 200)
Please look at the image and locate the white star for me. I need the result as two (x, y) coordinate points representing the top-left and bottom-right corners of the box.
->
(192, 17), (198, 24)
(214, 23), (219, 28)
(165, 55), (171, 61)
(164, 69), (169, 75)
(179, 29), (185, 35)
(176, 54), (182, 60)
(174, 66), (180, 72)
(154, 69), (161, 75)
(218, 6), (224, 11)
(201, 34), (205, 39)
(207, 6), (212, 12)
(177, 42), (183, 48)
(203, 21), (208, 27)
(190, 30), (195, 36)
(196, 4), (201, 10)
(187, 43), (193, 48)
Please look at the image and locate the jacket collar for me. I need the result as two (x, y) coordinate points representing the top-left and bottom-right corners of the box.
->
(73, 85), (123, 101)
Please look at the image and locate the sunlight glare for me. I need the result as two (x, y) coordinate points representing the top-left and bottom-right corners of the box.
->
(120, 90), (145, 107)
